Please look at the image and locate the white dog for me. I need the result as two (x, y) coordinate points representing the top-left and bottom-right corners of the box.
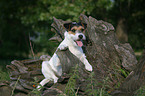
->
(37, 22), (93, 90)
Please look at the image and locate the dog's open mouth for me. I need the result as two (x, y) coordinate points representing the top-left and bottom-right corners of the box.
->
(75, 40), (83, 47)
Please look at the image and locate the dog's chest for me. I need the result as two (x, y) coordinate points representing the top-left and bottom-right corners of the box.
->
(68, 46), (84, 58)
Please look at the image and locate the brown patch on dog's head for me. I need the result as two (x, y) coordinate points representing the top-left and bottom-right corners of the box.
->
(71, 26), (84, 31)
(70, 26), (85, 34)
(64, 23), (72, 31)
(68, 31), (76, 35)
(64, 22), (87, 35)
(64, 22), (87, 31)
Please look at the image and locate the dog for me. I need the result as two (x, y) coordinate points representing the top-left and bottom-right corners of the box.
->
(37, 22), (93, 90)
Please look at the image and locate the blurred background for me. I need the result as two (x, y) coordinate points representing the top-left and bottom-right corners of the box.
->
(0, 0), (145, 63)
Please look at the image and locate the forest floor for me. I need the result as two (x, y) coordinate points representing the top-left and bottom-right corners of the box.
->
(0, 51), (144, 96)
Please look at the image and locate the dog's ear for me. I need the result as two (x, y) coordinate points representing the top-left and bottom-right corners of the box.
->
(82, 23), (87, 29)
(64, 23), (72, 31)
(78, 22), (87, 29)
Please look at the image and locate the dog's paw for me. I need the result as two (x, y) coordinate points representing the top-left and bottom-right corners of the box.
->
(58, 44), (68, 51)
(85, 64), (93, 72)
(53, 77), (58, 84)
(36, 85), (41, 91)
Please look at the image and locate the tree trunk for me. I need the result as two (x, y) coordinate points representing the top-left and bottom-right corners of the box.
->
(0, 14), (144, 96)
(116, 18), (128, 43)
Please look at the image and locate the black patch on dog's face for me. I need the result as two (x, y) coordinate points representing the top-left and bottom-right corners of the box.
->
(64, 23), (72, 31)
(64, 22), (87, 31)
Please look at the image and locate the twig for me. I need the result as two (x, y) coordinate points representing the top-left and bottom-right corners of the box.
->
(29, 33), (35, 59)
(11, 75), (21, 96)
(75, 87), (79, 96)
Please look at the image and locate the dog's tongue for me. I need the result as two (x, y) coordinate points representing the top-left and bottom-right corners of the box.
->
(76, 41), (83, 47)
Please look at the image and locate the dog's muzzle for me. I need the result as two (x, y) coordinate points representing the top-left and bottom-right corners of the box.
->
(74, 33), (85, 47)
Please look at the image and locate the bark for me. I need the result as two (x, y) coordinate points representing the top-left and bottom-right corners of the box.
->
(0, 14), (144, 96)
(111, 50), (145, 96)
(0, 81), (12, 96)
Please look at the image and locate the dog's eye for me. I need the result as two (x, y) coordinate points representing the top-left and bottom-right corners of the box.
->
(81, 29), (84, 32)
(71, 29), (76, 33)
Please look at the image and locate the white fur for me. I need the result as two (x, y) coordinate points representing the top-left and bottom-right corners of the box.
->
(37, 31), (92, 90)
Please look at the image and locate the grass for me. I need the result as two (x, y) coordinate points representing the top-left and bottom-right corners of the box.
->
(134, 86), (145, 96)
(64, 64), (79, 96)
(0, 59), (11, 81)
(85, 72), (111, 96)
(0, 67), (10, 81)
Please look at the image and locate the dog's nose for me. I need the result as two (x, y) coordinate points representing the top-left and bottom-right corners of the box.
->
(78, 35), (83, 39)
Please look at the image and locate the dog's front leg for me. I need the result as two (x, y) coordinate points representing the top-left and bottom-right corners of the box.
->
(80, 55), (93, 71)
(58, 39), (68, 51)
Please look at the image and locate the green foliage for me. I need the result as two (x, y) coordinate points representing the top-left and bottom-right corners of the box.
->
(64, 65), (111, 96)
(0, 67), (10, 81)
(90, 0), (113, 18)
(85, 72), (98, 96)
(110, 0), (145, 50)
(0, 60), (11, 81)
(0, 0), (31, 59)
(0, 0), (144, 59)
(119, 69), (129, 78)
(85, 72), (111, 96)
(30, 32), (58, 56)
(98, 77), (111, 96)
(64, 64), (79, 96)
(134, 86), (145, 96)
(28, 77), (43, 96)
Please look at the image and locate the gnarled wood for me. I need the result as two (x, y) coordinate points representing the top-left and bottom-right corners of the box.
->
(51, 14), (142, 95)
(6, 59), (43, 94)
(111, 50), (145, 96)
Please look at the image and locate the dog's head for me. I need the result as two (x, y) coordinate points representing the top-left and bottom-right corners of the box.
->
(64, 22), (87, 47)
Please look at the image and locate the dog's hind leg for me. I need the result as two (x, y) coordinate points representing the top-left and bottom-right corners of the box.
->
(37, 78), (50, 90)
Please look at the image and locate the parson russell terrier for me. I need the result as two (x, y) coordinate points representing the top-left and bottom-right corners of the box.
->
(37, 22), (93, 90)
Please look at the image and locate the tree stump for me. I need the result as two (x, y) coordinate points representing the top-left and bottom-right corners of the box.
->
(0, 14), (144, 96)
